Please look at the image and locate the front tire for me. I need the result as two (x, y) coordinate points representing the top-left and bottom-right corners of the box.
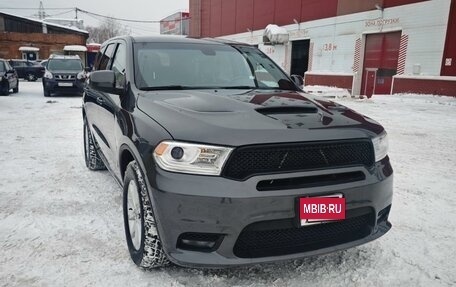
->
(43, 88), (51, 97)
(123, 161), (169, 269)
(1, 82), (9, 96)
(12, 80), (19, 93)
(83, 118), (106, 170)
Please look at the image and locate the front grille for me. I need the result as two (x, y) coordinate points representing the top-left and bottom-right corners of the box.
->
(222, 140), (375, 180)
(55, 74), (76, 80)
(233, 212), (373, 258)
(256, 171), (366, 191)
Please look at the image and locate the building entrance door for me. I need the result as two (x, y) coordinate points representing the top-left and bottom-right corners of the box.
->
(290, 40), (310, 77)
(363, 68), (377, 97)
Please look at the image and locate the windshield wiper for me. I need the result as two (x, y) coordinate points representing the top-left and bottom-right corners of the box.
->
(139, 85), (192, 91)
(140, 85), (257, 91)
(217, 86), (256, 89)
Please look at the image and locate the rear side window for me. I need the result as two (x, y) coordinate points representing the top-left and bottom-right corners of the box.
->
(13, 61), (26, 67)
(0, 62), (5, 72)
(98, 44), (117, 70)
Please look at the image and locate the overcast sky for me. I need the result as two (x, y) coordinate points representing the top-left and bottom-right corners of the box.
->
(0, 0), (189, 34)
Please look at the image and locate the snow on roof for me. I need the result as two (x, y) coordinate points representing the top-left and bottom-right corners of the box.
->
(64, 45), (88, 52)
(0, 11), (88, 35)
(19, 46), (40, 52)
(393, 74), (456, 82)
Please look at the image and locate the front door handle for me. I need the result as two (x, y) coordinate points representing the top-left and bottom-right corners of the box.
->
(96, 97), (105, 104)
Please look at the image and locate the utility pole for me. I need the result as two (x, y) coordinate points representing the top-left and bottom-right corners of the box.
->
(38, 1), (45, 20)
(35, 1), (50, 20)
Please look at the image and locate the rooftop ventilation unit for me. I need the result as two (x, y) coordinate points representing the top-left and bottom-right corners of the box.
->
(263, 24), (289, 45)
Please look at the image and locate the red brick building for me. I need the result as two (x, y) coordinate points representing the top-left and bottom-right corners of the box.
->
(0, 12), (88, 61)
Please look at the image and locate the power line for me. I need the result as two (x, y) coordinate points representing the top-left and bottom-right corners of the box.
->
(76, 8), (189, 23)
(0, 7), (75, 10)
(1, 6), (189, 23)
(47, 9), (75, 18)
(84, 11), (158, 31)
(83, 12), (158, 36)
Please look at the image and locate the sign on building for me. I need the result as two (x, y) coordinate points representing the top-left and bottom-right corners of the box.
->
(160, 12), (190, 35)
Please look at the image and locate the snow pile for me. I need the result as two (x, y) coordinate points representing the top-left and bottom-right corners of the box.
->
(303, 85), (352, 99)
(63, 45), (88, 52)
(0, 83), (455, 286)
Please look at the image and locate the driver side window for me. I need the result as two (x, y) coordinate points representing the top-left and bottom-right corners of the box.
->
(98, 44), (116, 70)
(111, 43), (127, 89)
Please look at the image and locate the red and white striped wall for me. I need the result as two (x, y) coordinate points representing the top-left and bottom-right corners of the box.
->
(353, 38), (362, 73)
(397, 35), (409, 75)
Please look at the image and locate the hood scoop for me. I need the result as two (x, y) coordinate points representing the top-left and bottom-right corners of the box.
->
(255, 106), (318, 115)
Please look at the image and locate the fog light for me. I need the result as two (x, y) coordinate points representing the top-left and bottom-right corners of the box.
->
(177, 233), (223, 252)
(181, 239), (216, 249)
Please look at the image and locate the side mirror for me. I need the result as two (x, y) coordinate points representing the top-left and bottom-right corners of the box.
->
(89, 70), (122, 95)
(6, 69), (15, 74)
(290, 74), (304, 88)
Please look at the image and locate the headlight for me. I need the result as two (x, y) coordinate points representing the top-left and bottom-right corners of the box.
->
(77, 71), (86, 80)
(153, 141), (233, 176)
(372, 132), (388, 162)
(44, 71), (53, 79)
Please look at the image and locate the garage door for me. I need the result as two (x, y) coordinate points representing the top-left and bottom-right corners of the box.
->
(361, 31), (401, 97)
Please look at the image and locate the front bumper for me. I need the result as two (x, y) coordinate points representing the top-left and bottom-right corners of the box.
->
(147, 159), (393, 268)
(43, 79), (84, 95)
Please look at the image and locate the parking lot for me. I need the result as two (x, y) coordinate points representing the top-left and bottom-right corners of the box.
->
(1, 81), (455, 287)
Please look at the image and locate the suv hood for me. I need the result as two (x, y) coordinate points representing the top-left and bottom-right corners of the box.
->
(137, 90), (384, 146)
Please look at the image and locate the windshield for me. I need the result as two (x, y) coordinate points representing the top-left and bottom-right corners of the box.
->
(134, 42), (297, 91)
(47, 59), (83, 72)
(0, 62), (5, 73)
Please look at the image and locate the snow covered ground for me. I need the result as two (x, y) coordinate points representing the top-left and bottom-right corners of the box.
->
(1, 82), (455, 287)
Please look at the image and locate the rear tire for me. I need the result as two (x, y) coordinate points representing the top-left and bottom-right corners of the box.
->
(83, 118), (106, 170)
(27, 73), (37, 82)
(123, 161), (169, 269)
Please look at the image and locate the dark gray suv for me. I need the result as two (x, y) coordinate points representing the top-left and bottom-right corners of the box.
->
(83, 36), (393, 269)
(42, 55), (86, 97)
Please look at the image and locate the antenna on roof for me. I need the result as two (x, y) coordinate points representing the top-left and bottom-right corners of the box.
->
(37, 1), (49, 20)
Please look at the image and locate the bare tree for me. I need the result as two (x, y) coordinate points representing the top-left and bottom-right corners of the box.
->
(86, 18), (131, 43)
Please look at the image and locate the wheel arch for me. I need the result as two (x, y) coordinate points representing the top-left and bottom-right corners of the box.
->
(119, 144), (138, 181)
